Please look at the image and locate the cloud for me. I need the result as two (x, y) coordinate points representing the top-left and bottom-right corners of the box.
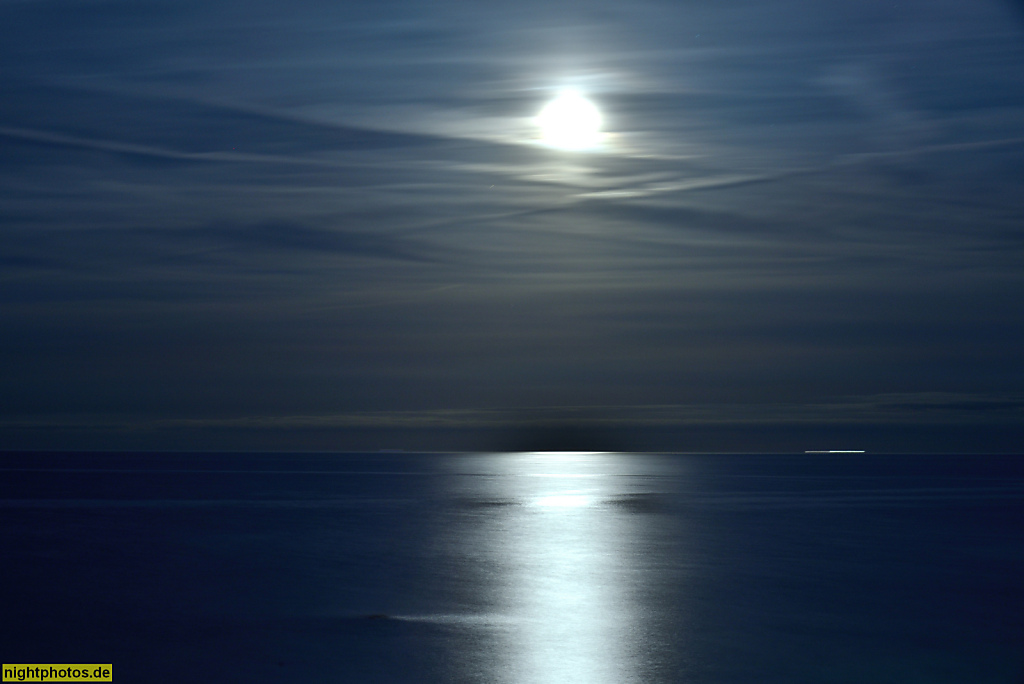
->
(7, 392), (1020, 431)
(3, 393), (1022, 454)
(1, 0), (1022, 451)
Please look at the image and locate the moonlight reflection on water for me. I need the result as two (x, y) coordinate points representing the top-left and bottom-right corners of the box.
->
(457, 451), (671, 684)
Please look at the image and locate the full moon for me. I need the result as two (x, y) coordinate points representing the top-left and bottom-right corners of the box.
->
(536, 91), (603, 150)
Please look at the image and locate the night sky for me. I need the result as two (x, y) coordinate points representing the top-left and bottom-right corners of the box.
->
(2, 0), (1023, 452)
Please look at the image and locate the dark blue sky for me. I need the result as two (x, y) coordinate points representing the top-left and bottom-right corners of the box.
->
(2, 0), (1023, 451)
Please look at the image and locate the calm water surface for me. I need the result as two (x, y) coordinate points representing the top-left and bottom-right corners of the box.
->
(2, 451), (1022, 683)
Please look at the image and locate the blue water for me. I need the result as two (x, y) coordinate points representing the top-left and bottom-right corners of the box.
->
(2, 451), (1022, 683)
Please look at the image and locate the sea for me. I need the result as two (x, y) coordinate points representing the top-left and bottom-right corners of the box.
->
(2, 451), (1022, 683)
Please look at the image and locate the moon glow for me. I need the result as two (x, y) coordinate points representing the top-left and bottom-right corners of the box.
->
(536, 91), (603, 150)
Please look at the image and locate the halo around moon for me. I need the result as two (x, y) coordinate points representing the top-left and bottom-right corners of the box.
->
(536, 91), (604, 150)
